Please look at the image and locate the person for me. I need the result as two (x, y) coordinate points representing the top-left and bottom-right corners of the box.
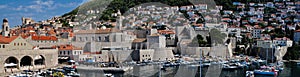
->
(4, 68), (7, 73)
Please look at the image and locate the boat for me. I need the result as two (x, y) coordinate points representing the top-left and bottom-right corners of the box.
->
(222, 64), (238, 70)
(254, 70), (277, 76)
(246, 71), (254, 77)
(253, 66), (278, 76)
(66, 71), (80, 77)
(200, 60), (211, 67)
(160, 66), (166, 71)
(104, 73), (114, 77)
(202, 63), (211, 67)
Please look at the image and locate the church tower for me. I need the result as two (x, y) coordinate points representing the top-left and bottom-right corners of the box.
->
(117, 10), (123, 30)
(2, 18), (10, 37)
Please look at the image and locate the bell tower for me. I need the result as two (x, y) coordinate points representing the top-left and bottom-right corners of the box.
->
(2, 18), (10, 37)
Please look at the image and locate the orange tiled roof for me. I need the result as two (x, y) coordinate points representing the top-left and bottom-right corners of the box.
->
(157, 30), (175, 34)
(48, 29), (56, 35)
(32, 36), (58, 41)
(0, 36), (19, 44)
(254, 25), (261, 29)
(57, 44), (82, 50)
(83, 52), (101, 54)
(69, 32), (74, 37)
(133, 38), (146, 43)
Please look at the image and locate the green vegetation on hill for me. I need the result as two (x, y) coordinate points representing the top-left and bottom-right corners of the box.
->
(63, 0), (283, 21)
(284, 44), (300, 60)
(62, 0), (193, 21)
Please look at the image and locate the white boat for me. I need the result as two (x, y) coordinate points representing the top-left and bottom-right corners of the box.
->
(246, 71), (254, 77)
(222, 64), (238, 70)
(223, 65), (238, 70)
(104, 73), (114, 77)
(254, 66), (278, 76)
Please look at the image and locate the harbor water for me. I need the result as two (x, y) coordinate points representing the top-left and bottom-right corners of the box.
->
(77, 62), (300, 77)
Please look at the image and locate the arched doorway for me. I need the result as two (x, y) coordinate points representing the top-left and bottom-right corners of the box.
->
(4, 56), (18, 68)
(34, 55), (45, 65)
(20, 56), (33, 66)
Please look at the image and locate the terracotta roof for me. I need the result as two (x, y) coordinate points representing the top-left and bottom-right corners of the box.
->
(83, 52), (102, 54)
(57, 44), (82, 50)
(157, 30), (176, 34)
(0, 36), (19, 44)
(133, 38), (146, 43)
(21, 34), (30, 39)
(222, 18), (231, 20)
(32, 36), (58, 41)
(69, 32), (74, 37)
(254, 25), (261, 29)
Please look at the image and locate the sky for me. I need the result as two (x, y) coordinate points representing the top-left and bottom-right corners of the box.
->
(0, 0), (88, 27)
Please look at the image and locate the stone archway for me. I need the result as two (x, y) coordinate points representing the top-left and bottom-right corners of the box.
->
(20, 56), (33, 66)
(4, 56), (18, 69)
(34, 55), (45, 65)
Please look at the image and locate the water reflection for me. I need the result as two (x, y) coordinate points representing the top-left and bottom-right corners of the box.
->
(77, 62), (300, 77)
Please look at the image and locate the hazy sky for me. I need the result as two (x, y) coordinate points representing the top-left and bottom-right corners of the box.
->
(0, 0), (88, 27)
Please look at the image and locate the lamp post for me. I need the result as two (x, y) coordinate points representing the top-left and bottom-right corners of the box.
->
(199, 49), (202, 77)
(272, 44), (274, 63)
(266, 47), (268, 65)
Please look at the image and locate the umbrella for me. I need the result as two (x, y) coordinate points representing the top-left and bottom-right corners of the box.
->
(5, 63), (17, 66)
(68, 60), (75, 62)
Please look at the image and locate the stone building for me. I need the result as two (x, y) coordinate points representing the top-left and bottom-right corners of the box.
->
(73, 28), (136, 52)
(0, 19), (58, 73)
(57, 44), (83, 62)
(147, 34), (166, 49)
(21, 17), (34, 25)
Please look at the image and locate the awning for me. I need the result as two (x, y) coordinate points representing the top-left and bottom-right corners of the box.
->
(58, 57), (69, 59)
(5, 63), (17, 66)
(68, 60), (75, 62)
(35, 56), (42, 59)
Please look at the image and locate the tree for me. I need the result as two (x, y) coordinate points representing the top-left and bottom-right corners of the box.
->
(210, 28), (227, 45)
(283, 44), (300, 60)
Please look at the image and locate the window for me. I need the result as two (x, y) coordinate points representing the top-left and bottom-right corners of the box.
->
(105, 36), (109, 42)
(98, 36), (101, 41)
(63, 51), (66, 55)
(14, 43), (16, 46)
(68, 51), (70, 55)
(92, 37), (95, 41)
(60, 51), (62, 55)
(17, 43), (19, 46)
(21, 43), (23, 46)
(79, 37), (82, 41)
(3, 45), (5, 48)
(85, 37), (88, 41)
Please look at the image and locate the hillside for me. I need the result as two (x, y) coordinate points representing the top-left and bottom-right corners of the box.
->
(62, 0), (278, 21)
